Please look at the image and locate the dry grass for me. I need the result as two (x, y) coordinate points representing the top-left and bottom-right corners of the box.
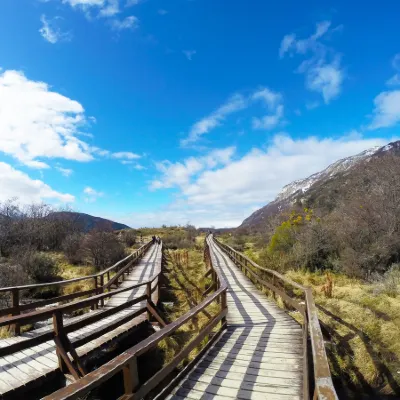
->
(157, 247), (221, 370)
(286, 269), (400, 397)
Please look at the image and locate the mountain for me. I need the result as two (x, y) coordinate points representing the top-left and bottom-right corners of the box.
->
(50, 212), (130, 232)
(239, 140), (400, 230)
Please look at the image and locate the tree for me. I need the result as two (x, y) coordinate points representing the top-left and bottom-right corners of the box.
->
(82, 230), (125, 270)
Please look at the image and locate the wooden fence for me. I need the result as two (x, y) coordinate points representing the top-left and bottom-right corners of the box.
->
(213, 237), (338, 400)
(0, 241), (153, 335)
(41, 238), (228, 400)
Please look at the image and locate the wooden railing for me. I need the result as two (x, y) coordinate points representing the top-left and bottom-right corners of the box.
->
(213, 236), (338, 400)
(0, 242), (162, 380)
(0, 240), (153, 335)
(42, 238), (228, 400)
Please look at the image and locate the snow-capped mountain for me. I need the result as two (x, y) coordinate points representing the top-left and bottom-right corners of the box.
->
(239, 140), (400, 230)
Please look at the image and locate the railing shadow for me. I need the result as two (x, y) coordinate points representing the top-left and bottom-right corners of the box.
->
(317, 304), (400, 398)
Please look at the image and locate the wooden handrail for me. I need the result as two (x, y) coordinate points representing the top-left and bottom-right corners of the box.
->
(0, 241), (152, 293)
(42, 236), (228, 400)
(0, 240), (154, 335)
(212, 236), (338, 400)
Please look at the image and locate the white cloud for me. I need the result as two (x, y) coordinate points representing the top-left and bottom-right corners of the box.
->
(280, 21), (345, 104)
(150, 147), (235, 190)
(126, 0), (140, 6)
(0, 162), (74, 203)
(110, 15), (138, 30)
(181, 94), (247, 146)
(183, 50), (196, 61)
(65, 0), (104, 6)
(181, 87), (285, 144)
(146, 134), (391, 227)
(56, 166), (73, 177)
(0, 68), (95, 168)
(133, 163), (146, 170)
(39, 15), (71, 44)
(252, 88), (284, 130)
(368, 90), (400, 129)
(306, 58), (344, 103)
(111, 151), (140, 159)
(386, 54), (400, 87)
(99, 0), (119, 17)
(63, 0), (140, 23)
(83, 186), (104, 202)
(387, 75), (400, 86)
(279, 34), (296, 58)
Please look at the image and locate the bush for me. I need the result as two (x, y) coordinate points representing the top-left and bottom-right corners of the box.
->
(0, 263), (31, 307)
(62, 233), (84, 264)
(24, 252), (57, 283)
(82, 230), (126, 271)
(120, 230), (137, 247)
(372, 264), (400, 297)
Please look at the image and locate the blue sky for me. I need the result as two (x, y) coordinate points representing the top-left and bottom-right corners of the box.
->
(1, 0), (400, 227)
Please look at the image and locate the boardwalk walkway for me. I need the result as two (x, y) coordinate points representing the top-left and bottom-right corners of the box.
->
(0, 242), (162, 397)
(168, 237), (304, 399)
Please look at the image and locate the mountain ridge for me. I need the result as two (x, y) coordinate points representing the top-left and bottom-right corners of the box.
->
(239, 140), (400, 230)
(50, 211), (130, 232)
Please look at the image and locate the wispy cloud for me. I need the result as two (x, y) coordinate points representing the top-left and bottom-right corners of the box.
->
(111, 151), (141, 159)
(181, 94), (247, 146)
(62, 0), (140, 31)
(386, 54), (400, 87)
(181, 87), (285, 145)
(56, 166), (73, 177)
(183, 50), (196, 61)
(280, 21), (345, 104)
(39, 15), (71, 44)
(252, 88), (284, 130)
(126, 0), (141, 6)
(368, 90), (400, 129)
(83, 186), (104, 202)
(110, 15), (139, 30)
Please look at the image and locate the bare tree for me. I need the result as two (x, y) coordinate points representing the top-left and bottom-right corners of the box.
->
(81, 230), (126, 270)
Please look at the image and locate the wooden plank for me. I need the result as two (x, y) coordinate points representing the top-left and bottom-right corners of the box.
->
(0, 242), (162, 396)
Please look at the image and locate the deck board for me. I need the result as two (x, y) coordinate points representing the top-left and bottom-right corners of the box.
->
(167, 237), (304, 399)
(0, 242), (162, 396)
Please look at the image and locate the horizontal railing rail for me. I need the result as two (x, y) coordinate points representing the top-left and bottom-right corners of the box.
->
(0, 240), (153, 334)
(42, 236), (228, 400)
(0, 241), (164, 381)
(213, 236), (338, 400)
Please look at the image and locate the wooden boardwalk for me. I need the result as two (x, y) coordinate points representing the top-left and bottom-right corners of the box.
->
(0, 242), (162, 397)
(167, 237), (304, 400)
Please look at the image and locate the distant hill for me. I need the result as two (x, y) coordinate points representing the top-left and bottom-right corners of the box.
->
(51, 212), (130, 232)
(239, 140), (400, 231)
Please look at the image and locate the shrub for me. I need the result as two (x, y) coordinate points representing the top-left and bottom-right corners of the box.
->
(24, 252), (57, 283)
(120, 230), (137, 247)
(0, 263), (31, 307)
(62, 233), (84, 264)
(372, 264), (400, 297)
(82, 230), (126, 271)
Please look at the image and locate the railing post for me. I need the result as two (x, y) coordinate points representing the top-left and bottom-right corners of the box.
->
(123, 357), (139, 395)
(221, 289), (227, 326)
(99, 274), (104, 308)
(107, 271), (110, 284)
(92, 277), (98, 310)
(146, 282), (152, 320)
(11, 289), (20, 336)
(53, 310), (68, 374)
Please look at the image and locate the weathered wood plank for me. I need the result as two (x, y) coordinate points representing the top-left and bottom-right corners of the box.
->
(0, 242), (162, 396)
(167, 237), (304, 400)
